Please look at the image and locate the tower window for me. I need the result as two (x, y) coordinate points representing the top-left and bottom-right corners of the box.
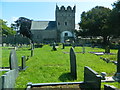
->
(58, 22), (60, 25)
(65, 22), (67, 26)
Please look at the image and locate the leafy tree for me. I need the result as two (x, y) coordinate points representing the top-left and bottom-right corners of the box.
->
(14, 17), (33, 41)
(110, 0), (120, 37)
(79, 6), (112, 45)
(0, 19), (16, 36)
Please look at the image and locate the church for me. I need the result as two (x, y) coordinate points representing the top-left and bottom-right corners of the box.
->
(30, 5), (76, 43)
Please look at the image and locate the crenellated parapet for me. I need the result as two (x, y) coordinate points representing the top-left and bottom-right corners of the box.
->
(56, 5), (76, 12)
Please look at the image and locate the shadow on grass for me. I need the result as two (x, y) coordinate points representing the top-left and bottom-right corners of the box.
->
(59, 72), (75, 82)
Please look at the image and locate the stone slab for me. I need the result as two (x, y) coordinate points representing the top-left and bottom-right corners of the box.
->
(84, 66), (101, 89)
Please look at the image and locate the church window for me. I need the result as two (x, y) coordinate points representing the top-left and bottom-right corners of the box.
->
(58, 22), (60, 25)
(65, 22), (67, 26)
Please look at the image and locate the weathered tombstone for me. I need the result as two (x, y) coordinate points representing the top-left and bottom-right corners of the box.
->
(21, 56), (27, 70)
(2, 69), (17, 88)
(70, 47), (77, 80)
(113, 47), (120, 82)
(105, 45), (110, 53)
(82, 66), (101, 90)
(9, 49), (18, 72)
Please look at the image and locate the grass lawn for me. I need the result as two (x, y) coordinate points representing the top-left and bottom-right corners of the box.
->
(1, 45), (120, 88)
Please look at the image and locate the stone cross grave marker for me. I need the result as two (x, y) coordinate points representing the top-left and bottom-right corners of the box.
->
(9, 49), (18, 71)
(70, 47), (77, 80)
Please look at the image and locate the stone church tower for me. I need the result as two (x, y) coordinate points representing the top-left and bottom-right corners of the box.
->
(30, 5), (76, 43)
(56, 5), (76, 43)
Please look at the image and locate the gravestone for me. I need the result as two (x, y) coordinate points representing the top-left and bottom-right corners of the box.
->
(2, 69), (17, 88)
(62, 43), (65, 49)
(31, 49), (34, 57)
(70, 47), (77, 80)
(105, 45), (110, 53)
(31, 44), (34, 57)
(83, 66), (101, 90)
(82, 46), (85, 54)
(21, 56), (27, 70)
(52, 42), (57, 51)
(113, 47), (120, 82)
(9, 49), (18, 71)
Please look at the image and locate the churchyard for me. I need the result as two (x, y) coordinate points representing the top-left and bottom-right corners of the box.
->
(1, 44), (120, 89)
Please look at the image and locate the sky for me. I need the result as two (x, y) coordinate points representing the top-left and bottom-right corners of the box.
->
(1, 0), (117, 26)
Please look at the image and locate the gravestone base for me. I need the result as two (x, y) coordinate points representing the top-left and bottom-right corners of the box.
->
(113, 73), (120, 82)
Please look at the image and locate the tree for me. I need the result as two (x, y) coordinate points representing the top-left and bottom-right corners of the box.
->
(79, 6), (112, 45)
(14, 17), (33, 41)
(110, 0), (120, 37)
(0, 19), (16, 36)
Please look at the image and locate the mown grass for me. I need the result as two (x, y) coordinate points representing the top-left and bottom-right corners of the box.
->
(1, 45), (120, 88)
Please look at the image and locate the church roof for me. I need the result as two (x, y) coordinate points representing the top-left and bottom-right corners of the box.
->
(31, 21), (57, 30)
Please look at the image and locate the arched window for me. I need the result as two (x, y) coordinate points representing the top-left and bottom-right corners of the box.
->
(65, 22), (67, 26)
(58, 22), (60, 25)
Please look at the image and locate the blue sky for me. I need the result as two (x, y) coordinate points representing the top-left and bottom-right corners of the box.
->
(1, 0), (116, 26)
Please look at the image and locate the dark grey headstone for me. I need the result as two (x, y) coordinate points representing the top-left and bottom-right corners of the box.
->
(52, 42), (57, 51)
(105, 45), (110, 53)
(21, 56), (26, 70)
(62, 43), (65, 49)
(84, 66), (101, 89)
(9, 49), (18, 71)
(104, 84), (116, 90)
(70, 47), (77, 80)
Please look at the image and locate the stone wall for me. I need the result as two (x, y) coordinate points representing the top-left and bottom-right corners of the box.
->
(2, 35), (30, 44)
(31, 30), (57, 43)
